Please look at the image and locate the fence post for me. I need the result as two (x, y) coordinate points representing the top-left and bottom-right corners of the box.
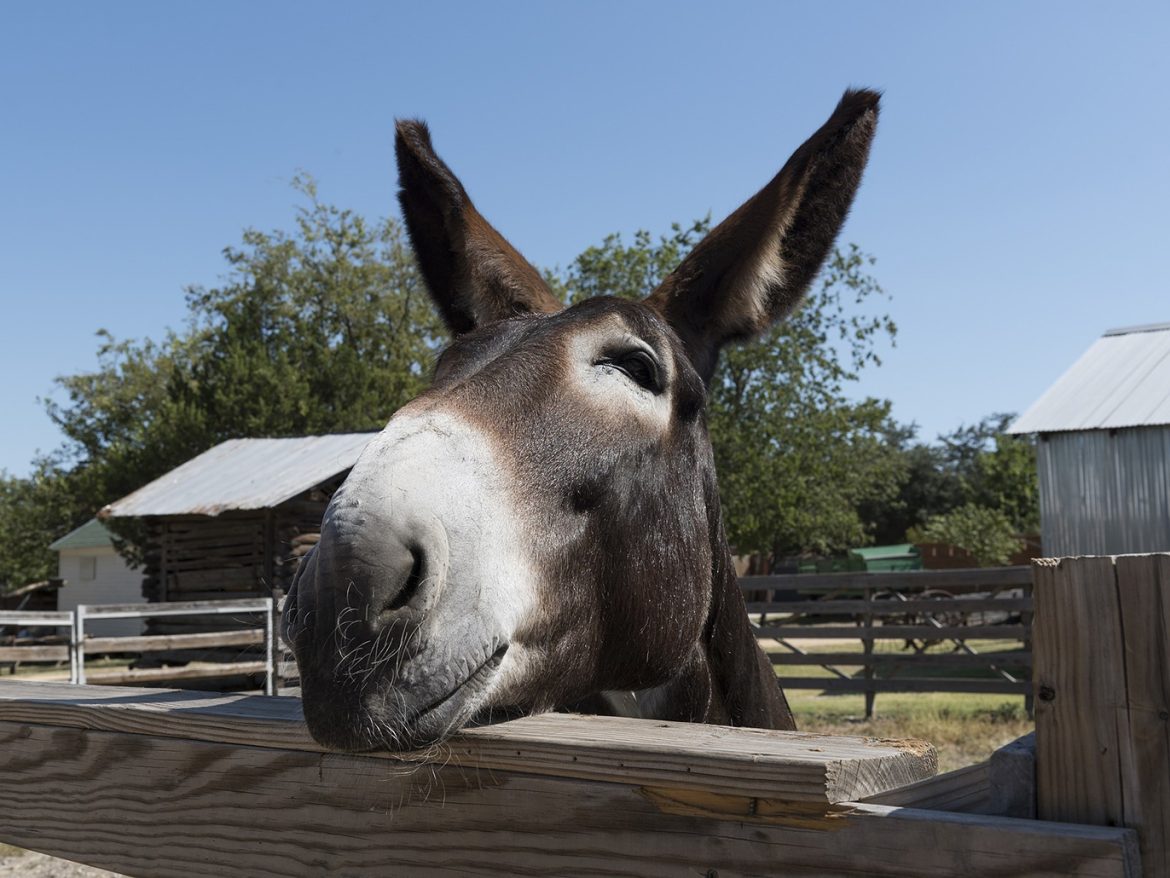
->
(1021, 574), (1034, 719)
(264, 598), (276, 697)
(67, 611), (79, 685)
(1033, 554), (1170, 875)
(73, 606), (87, 686)
(862, 584), (875, 719)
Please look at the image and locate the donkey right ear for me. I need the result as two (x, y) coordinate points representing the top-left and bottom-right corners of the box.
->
(645, 89), (880, 381)
(395, 120), (562, 335)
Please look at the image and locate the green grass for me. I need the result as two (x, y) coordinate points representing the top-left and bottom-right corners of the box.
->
(765, 635), (1033, 773)
(787, 690), (1032, 773)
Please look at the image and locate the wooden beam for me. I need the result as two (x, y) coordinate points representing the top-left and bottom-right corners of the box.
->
(778, 676), (1032, 695)
(989, 731), (1036, 819)
(0, 680), (934, 804)
(756, 624), (1027, 639)
(0, 709), (1138, 877)
(0, 645), (70, 662)
(767, 651), (1030, 668)
(1034, 554), (1170, 876)
(83, 662), (267, 686)
(740, 566), (1032, 593)
(81, 598), (272, 618)
(84, 629), (265, 653)
(862, 762), (991, 813)
(744, 597), (1033, 615)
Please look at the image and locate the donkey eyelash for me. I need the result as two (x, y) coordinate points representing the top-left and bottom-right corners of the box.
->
(595, 350), (663, 394)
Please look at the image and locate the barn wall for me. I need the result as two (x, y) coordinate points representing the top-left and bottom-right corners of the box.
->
(1038, 426), (1170, 556)
(57, 548), (143, 637)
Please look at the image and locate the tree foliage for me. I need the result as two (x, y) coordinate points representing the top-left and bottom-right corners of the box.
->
(921, 503), (1024, 567)
(1, 179), (443, 588)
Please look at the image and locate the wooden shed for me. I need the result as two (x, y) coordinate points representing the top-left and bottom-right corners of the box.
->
(50, 518), (143, 637)
(100, 433), (375, 635)
(1008, 322), (1170, 556)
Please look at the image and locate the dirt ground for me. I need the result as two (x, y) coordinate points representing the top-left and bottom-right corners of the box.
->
(0, 847), (124, 878)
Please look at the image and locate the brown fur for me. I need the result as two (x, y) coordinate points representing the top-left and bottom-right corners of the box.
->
(284, 89), (880, 750)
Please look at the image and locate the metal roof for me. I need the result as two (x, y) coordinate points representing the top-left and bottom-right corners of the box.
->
(49, 518), (113, 552)
(1008, 322), (1170, 434)
(101, 433), (377, 518)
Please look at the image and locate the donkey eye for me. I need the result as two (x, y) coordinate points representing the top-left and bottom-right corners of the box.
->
(598, 349), (662, 393)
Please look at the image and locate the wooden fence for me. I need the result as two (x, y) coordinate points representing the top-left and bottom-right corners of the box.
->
(0, 598), (279, 694)
(0, 610), (76, 682)
(2, 554), (1168, 875)
(740, 566), (1033, 716)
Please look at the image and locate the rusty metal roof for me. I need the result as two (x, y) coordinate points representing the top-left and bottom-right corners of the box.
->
(101, 433), (377, 518)
(1008, 322), (1170, 434)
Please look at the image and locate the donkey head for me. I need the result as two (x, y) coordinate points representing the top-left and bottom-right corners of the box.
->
(284, 89), (879, 751)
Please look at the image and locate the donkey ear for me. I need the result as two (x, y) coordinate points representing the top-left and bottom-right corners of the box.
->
(645, 89), (880, 380)
(395, 120), (562, 335)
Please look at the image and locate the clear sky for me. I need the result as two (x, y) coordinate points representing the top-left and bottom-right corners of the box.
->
(2, 1), (1167, 476)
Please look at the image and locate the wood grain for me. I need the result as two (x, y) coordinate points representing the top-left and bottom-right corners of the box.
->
(0, 679), (935, 804)
(1034, 554), (1170, 875)
(0, 720), (1138, 878)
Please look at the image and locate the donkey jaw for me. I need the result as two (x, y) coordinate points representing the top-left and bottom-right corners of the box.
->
(297, 636), (512, 752)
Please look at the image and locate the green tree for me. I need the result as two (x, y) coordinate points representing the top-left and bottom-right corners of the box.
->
(864, 413), (1040, 549)
(1, 179), (442, 590)
(920, 503), (1024, 567)
(0, 463), (78, 587)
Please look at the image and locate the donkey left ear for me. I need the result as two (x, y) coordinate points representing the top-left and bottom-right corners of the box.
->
(395, 120), (562, 335)
(645, 89), (880, 381)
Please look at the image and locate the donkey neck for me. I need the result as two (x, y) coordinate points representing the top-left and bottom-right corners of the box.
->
(590, 542), (795, 731)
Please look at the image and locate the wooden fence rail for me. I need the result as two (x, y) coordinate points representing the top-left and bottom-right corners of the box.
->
(740, 566), (1034, 716)
(0, 599), (278, 694)
(0, 610), (76, 682)
(0, 680), (1140, 877)
(3, 555), (1167, 875)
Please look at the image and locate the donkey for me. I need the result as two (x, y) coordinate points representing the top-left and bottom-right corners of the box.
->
(283, 89), (880, 752)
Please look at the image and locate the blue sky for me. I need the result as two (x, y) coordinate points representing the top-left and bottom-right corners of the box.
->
(2, 1), (1167, 476)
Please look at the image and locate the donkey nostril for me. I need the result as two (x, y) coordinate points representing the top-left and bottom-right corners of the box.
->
(384, 545), (425, 614)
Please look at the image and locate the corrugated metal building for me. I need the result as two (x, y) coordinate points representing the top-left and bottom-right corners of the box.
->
(101, 433), (376, 617)
(1008, 322), (1170, 556)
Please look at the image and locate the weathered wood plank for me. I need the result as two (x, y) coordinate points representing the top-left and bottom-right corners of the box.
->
(84, 661), (267, 685)
(989, 731), (1036, 819)
(1114, 553), (1170, 878)
(0, 680), (935, 804)
(0, 719), (1138, 878)
(778, 676), (1032, 694)
(744, 597), (1033, 615)
(82, 598), (271, 618)
(756, 624), (1026, 639)
(0, 611), (73, 626)
(0, 645), (70, 662)
(740, 566), (1032, 593)
(768, 651), (1031, 668)
(1035, 553), (1170, 876)
(862, 761), (990, 812)
(85, 629), (265, 653)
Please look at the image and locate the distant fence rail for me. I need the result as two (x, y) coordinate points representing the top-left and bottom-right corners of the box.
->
(739, 566), (1033, 715)
(0, 599), (279, 695)
(4, 569), (1030, 708)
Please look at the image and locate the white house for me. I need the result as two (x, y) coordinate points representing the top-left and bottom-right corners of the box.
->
(49, 519), (143, 636)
